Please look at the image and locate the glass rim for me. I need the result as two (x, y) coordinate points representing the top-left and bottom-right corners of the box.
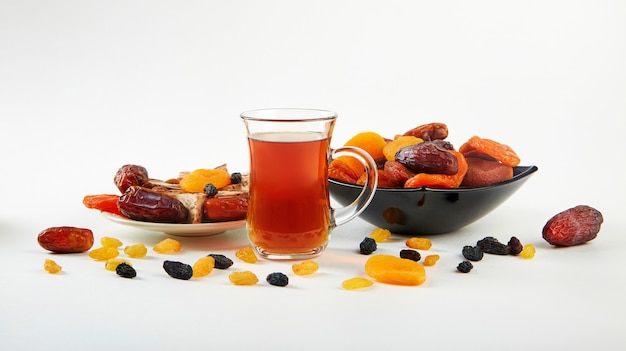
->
(240, 108), (337, 122)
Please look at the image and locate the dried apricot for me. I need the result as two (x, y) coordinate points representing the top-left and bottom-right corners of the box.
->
(342, 277), (374, 290)
(405, 237), (432, 250)
(235, 246), (258, 264)
(459, 136), (520, 167)
(364, 254), (426, 286)
(403, 122), (448, 141)
(179, 168), (231, 193)
(82, 194), (123, 216)
(44, 259), (62, 274)
(153, 238), (182, 254)
(337, 132), (387, 176)
(329, 159), (360, 184)
(382, 136), (423, 161)
(228, 271), (259, 285)
(292, 260), (319, 276)
(192, 256), (215, 278)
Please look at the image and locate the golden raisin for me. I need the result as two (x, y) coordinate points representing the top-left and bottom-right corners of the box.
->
(88, 247), (119, 261)
(192, 256), (215, 278)
(292, 260), (319, 276)
(44, 259), (62, 274)
(235, 246), (258, 264)
(105, 258), (133, 271)
(342, 277), (374, 290)
(520, 244), (536, 259)
(124, 243), (148, 258)
(370, 228), (391, 243)
(179, 168), (231, 193)
(405, 237), (432, 250)
(364, 254), (426, 286)
(100, 236), (123, 248)
(382, 135), (423, 161)
(152, 238), (182, 254)
(228, 271), (259, 285)
(423, 254), (440, 266)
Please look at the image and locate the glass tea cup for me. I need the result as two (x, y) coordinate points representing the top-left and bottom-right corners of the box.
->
(241, 108), (378, 259)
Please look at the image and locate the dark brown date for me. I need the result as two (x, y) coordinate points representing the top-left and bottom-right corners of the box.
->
(114, 164), (150, 193)
(403, 122), (448, 141)
(203, 196), (248, 222)
(395, 141), (458, 175)
(118, 186), (188, 223)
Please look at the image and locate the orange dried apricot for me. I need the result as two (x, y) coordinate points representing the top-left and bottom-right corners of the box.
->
(179, 168), (231, 193)
(337, 132), (387, 176)
(459, 136), (520, 167)
(382, 135), (423, 161)
(364, 254), (426, 286)
(329, 158), (360, 183)
(404, 150), (468, 188)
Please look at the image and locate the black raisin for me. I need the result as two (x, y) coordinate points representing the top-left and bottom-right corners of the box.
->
(462, 245), (483, 261)
(266, 272), (289, 287)
(400, 249), (421, 261)
(203, 183), (218, 198)
(457, 260), (473, 273)
(230, 172), (243, 184)
(163, 260), (193, 280)
(477, 236), (511, 255)
(208, 254), (234, 269)
(359, 237), (377, 255)
(115, 263), (137, 279)
(507, 236), (523, 255)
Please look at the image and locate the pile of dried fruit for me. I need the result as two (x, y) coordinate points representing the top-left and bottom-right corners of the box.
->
(329, 122), (521, 189)
(83, 164), (249, 224)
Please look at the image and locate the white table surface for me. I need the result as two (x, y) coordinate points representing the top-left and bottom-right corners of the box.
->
(1, 1), (625, 350)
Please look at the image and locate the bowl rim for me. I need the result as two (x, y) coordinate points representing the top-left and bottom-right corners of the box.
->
(329, 165), (538, 193)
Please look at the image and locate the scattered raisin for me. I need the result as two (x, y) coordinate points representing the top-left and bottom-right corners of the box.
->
(520, 244), (536, 259)
(266, 272), (289, 287)
(423, 254), (440, 266)
(203, 183), (218, 198)
(235, 247), (258, 264)
(542, 205), (603, 246)
(88, 246), (119, 261)
(370, 228), (391, 242)
(457, 261), (473, 273)
(163, 260), (193, 280)
(208, 254), (234, 269)
(192, 256), (215, 278)
(292, 260), (319, 276)
(229, 271), (258, 285)
(105, 258), (132, 271)
(476, 236), (510, 255)
(507, 236), (523, 255)
(100, 236), (123, 248)
(405, 237), (432, 250)
(359, 237), (377, 255)
(400, 249), (421, 262)
(153, 238), (182, 254)
(342, 277), (374, 290)
(124, 243), (148, 258)
(230, 172), (243, 184)
(462, 245), (483, 261)
(44, 259), (62, 274)
(115, 263), (137, 278)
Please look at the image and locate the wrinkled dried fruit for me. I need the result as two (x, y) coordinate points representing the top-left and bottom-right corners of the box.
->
(292, 260), (319, 276)
(235, 246), (258, 264)
(204, 196), (248, 222)
(395, 142), (458, 175)
(399, 249), (421, 262)
(460, 156), (513, 187)
(404, 150), (468, 188)
(457, 260), (473, 273)
(82, 194), (123, 216)
(105, 258), (133, 271)
(328, 159), (360, 184)
(179, 168), (231, 193)
(507, 236), (523, 255)
(37, 226), (94, 254)
(383, 136), (423, 161)
(266, 272), (289, 287)
(44, 259), (62, 274)
(208, 254), (234, 269)
(229, 271), (259, 285)
(459, 136), (520, 167)
(369, 228), (391, 242)
(477, 236), (510, 255)
(359, 237), (377, 255)
(520, 244), (536, 259)
(342, 277), (374, 290)
(153, 238), (182, 254)
(115, 263), (137, 278)
(383, 160), (415, 187)
(192, 256), (215, 278)
(338, 131), (387, 176)
(100, 236), (123, 248)
(462, 245), (483, 261)
(114, 164), (150, 193)
(364, 254), (426, 286)
(542, 205), (603, 246)
(405, 237), (432, 250)
(124, 243), (148, 258)
(163, 260), (193, 280)
(403, 122), (448, 141)
(423, 255), (440, 266)
(88, 246), (119, 261)
(118, 186), (188, 224)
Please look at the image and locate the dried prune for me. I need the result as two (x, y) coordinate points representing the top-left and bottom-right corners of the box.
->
(266, 272), (289, 287)
(115, 263), (137, 278)
(507, 236), (523, 255)
(163, 260), (193, 280)
(477, 236), (510, 255)
(395, 142), (458, 175)
(37, 226), (94, 253)
(114, 164), (150, 193)
(542, 205), (603, 246)
(208, 254), (234, 269)
(457, 261), (473, 273)
(462, 245), (483, 261)
(118, 186), (188, 223)
(359, 237), (377, 255)
(400, 249), (421, 262)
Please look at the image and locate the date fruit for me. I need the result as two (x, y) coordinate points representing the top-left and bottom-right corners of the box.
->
(395, 141), (458, 175)
(203, 196), (248, 222)
(118, 186), (188, 223)
(114, 164), (150, 193)
(38, 226), (94, 253)
(542, 205), (603, 246)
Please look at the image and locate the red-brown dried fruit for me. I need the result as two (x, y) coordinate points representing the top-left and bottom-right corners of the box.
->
(403, 122), (448, 141)
(118, 186), (188, 223)
(542, 205), (603, 246)
(203, 196), (248, 222)
(459, 136), (520, 167)
(37, 227), (94, 253)
(395, 141), (458, 175)
(460, 156), (513, 187)
(404, 150), (468, 189)
(114, 164), (150, 193)
(383, 160), (415, 187)
(82, 194), (123, 216)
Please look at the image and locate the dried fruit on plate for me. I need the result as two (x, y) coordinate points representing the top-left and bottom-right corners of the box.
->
(542, 205), (603, 246)
(82, 194), (123, 216)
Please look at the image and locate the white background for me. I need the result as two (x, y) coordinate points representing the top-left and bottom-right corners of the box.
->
(1, 1), (625, 350)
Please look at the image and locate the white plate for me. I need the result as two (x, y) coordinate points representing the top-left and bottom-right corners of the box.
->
(101, 212), (246, 237)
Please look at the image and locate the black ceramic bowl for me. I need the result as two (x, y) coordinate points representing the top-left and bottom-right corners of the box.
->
(329, 165), (538, 235)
